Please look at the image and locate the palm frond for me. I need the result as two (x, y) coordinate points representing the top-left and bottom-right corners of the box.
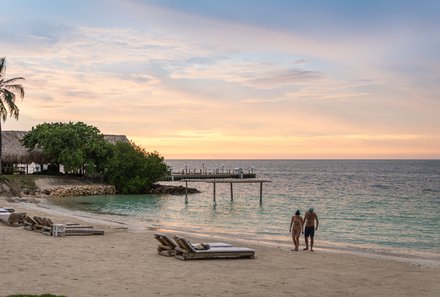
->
(3, 77), (25, 84)
(0, 89), (20, 120)
(3, 84), (25, 99)
(0, 57), (5, 77)
(0, 57), (24, 124)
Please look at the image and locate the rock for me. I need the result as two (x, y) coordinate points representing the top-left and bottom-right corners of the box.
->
(48, 185), (116, 198)
(149, 184), (200, 195)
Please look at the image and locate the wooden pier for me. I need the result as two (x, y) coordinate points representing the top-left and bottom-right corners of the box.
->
(163, 173), (256, 181)
(181, 179), (271, 206)
(162, 164), (256, 181)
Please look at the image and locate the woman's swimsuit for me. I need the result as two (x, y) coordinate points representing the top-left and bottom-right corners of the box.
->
(292, 216), (302, 231)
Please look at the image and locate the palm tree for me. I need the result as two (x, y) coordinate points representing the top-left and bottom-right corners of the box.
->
(0, 57), (25, 174)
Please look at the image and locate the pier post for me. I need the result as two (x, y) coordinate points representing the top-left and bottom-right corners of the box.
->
(213, 182), (216, 205)
(259, 182), (263, 205)
(230, 183), (233, 201)
(185, 181), (188, 204)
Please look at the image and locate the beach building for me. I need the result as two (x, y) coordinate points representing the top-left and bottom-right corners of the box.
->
(1, 130), (128, 174)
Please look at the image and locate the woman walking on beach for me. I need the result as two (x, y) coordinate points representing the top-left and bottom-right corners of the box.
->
(289, 210), (303, 251)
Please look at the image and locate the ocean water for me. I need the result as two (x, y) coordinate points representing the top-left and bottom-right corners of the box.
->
(50, 160), (440, 260)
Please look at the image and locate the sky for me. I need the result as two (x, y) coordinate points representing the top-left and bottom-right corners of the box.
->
(1, 0), (439, 159)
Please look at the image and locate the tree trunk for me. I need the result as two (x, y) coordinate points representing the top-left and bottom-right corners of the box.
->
(0, 121), (2, 175)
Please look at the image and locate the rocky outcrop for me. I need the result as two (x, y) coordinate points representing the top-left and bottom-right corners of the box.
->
(46, 184), (198, 197)
(149, 184), (200, 195)
(45, 185), (116, 198)
(0, 176), (199, 199)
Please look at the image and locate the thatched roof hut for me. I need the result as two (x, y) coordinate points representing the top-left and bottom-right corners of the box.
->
(103, 134), (130, 144)
(1, 131), (46, 164)
(1, 130), (129, 164)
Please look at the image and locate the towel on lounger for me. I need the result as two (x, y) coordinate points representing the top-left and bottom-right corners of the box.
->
(193, 243), (210, 250)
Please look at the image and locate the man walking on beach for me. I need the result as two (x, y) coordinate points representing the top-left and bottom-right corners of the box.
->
(303, 207), (319, 251)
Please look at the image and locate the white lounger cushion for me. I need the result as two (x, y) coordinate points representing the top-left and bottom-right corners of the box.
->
(191, 247), (255, 254)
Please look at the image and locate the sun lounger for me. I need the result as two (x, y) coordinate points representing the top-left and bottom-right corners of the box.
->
(9, 212), (26, 226)
(154, 233), (179, 256)
(0, 212), (27, 226)
(154, 233), (233, 257)
(0, 207), (15, 213)
(0, 212), (9, 223)
(23, 215), (38, 231)
(32, 216), (52, 235)
(58, 227), (104, 236)
(43, 217), (94, 229)
(33, 216), (104, 236)
(173, 236), (255, 261)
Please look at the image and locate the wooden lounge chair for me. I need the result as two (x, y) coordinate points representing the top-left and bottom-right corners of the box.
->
(0, 207), (15, 213)
(0, 212), (27, 226)
(154, 233), (233, 257)
(33, 216), (104, 236)
(23, 215), (38, 231)
(173, 236), (255, 261)
(32, 216), (52, 235)
(154, 233), (178, 256)
(44, 217), (94, 229)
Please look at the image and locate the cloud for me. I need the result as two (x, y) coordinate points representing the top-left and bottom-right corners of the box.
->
(2, 1), (440, 158)
(171, 58), (323, 90)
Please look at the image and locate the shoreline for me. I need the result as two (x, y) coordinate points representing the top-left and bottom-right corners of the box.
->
(1, 196), (440, 297)
(6, 196), (440, 268)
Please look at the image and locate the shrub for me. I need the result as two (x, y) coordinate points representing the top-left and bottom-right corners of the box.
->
(103, 141), (168, 194)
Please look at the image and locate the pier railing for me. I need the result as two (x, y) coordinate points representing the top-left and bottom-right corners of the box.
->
(161, 166), (256, 181)
(162, 172), (256, 181)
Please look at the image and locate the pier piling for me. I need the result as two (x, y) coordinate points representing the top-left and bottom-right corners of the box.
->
(182, 179), (271, 206)
(185, 181), (188, 204)
(213, 182), (216, 205)
(230, 183), (233, 201)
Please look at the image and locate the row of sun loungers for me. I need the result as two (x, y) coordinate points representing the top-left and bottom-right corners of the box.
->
(154, 233), (255, 260)
(1, 208), (104, 236)
(3, 208), (252, 257)
(24, 216), (105, 236)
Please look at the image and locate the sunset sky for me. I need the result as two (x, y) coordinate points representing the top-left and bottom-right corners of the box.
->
(1, 0), (439, 159)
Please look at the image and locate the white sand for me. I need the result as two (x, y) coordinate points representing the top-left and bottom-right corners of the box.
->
(1, 198), (439, 297)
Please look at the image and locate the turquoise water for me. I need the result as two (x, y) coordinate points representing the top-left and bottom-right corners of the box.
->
(51, 160), (440, 259)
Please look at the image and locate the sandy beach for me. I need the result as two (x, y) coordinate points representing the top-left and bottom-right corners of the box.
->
(1, 197), (439, 297)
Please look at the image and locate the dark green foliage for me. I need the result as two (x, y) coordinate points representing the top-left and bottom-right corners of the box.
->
(103, 141), (169, 194)
(20, 121), (168, 193)
(21, 122), (112, 175)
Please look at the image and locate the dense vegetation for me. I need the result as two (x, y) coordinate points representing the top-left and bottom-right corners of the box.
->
(21, 121), (169, 194)
(22, 122), (112, 175)
(103, 141), (168, 194)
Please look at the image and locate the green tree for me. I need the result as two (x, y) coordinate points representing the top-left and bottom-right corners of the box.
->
(104, 141), (168, 194)
(0, 57), (25, 174)
(22, 122), (112, 175)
